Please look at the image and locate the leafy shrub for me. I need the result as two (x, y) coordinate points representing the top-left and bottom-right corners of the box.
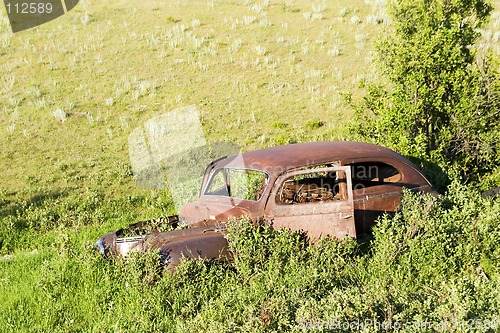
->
(295, 186), (500, 331)
(270, 133), (295, 145)
(271, 121), (288, 129)
(1, 186), (498, 332)
(348, 0), (500, 189)
(305, 119), (325, 130)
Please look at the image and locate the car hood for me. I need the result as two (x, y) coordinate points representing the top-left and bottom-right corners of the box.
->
(180, 197), (252, 225)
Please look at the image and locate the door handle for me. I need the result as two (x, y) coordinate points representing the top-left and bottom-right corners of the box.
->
(340, 213), (352, 219)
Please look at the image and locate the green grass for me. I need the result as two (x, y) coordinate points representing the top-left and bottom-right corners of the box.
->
(1, 0), (500, 331)
(1, 0), (499, 200)
(0, 0), (405, 201)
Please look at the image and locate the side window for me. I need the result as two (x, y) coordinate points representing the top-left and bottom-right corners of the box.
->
(227, 169), (268, 201)
(205, 168), (268, 201)
(276, 170), (345, 204)
(349, 162), (401, 190)
(205, 168), (228, 196)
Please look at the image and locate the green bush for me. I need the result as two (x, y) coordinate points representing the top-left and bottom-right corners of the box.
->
(271, 121), (288, 129)
(305, 120), (325, 130)
(348, 0), (500, 189)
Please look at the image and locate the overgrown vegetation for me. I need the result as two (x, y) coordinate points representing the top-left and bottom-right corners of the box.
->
(1, 187), (498, 332)
(349, 0), (500, 190)
(1, 0), (500, 331)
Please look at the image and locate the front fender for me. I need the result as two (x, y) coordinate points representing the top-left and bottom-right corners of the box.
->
(159, 232), (232, 270)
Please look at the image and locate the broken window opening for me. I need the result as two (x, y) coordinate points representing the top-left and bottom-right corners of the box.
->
(276, 170), (345, 204)
(349, 162), (401, 190)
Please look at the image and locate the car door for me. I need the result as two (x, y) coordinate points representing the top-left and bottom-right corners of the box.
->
(265, 166), (356, 241)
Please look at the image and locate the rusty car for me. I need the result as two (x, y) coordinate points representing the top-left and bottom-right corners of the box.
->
(95, 141), (436, 268)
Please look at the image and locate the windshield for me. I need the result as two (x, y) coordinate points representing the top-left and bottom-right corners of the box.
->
(204, 168), (268, 201)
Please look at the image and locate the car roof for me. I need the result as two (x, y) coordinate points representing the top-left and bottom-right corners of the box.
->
(215, 141), (415, 176)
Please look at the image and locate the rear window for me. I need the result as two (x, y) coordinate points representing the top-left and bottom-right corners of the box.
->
(349, 162), (401, 189)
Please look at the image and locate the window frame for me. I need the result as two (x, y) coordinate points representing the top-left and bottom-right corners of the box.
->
(202, 167), (270, 202)
(273, 166), (353, 206)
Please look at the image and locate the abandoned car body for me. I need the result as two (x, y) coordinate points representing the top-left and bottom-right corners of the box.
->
(96, 141), (436, 268)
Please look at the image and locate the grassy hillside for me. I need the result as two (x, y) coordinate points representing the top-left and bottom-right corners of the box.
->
(1, 0), (499, 200)
(1, 0), (499, 331)
(0, 0), (385, 200)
